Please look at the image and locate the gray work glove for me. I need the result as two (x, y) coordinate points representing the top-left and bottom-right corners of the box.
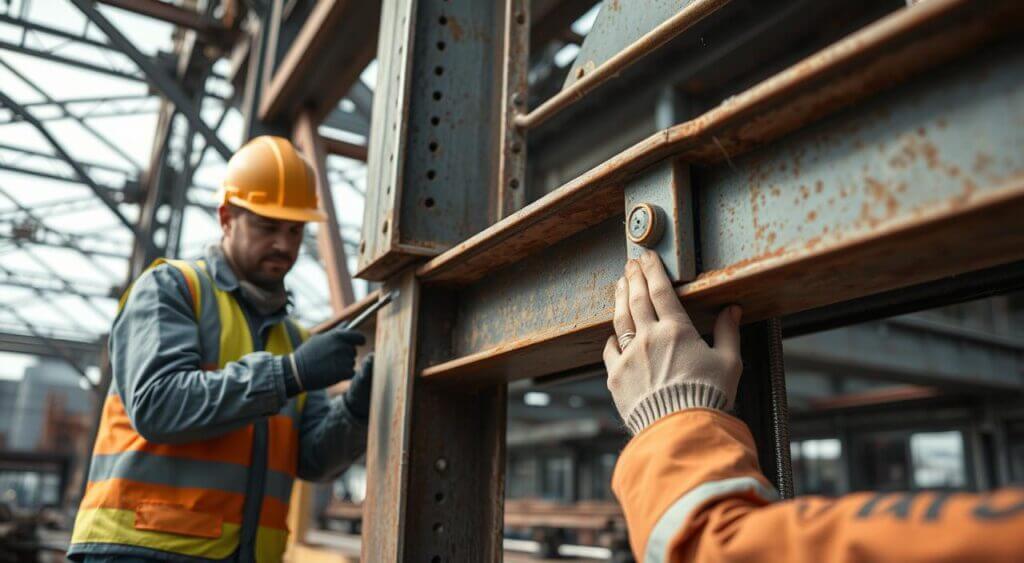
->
(283, 328), (365, 396)
(343, 354), (374, 420)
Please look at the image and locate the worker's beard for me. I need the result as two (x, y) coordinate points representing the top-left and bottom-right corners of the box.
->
(220, 242), (289, 313)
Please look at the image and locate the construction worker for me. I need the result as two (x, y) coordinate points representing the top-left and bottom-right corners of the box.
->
(604, 250), (1024, 562)
(68, 136), (373, 562)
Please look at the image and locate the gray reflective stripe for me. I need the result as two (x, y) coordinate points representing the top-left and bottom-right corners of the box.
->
(265, 468), (295, 505)
(90, 450), (249, 495)
(645, 476), (778, 563)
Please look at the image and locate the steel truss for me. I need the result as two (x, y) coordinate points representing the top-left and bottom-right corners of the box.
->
(0, 0), (371, 381)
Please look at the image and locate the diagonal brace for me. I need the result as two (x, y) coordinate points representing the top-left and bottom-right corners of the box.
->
(0, 89), (156, 255)
(69, 0), (234, 161)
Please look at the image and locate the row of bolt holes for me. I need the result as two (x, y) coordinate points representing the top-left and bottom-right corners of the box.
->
(380, 9), (526, 239)
(421, 13), (450, 212)
(431, 457), (448, 562)
(378, 12), (446, 240)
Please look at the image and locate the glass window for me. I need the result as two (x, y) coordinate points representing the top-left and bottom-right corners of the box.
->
(910, 431), (967, 489)
(540, 456), (572, 502)
(792, 438), (843, 496)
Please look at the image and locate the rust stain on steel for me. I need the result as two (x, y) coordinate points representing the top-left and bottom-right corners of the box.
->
(417, 0), (1022, 287)
(422, 178), (1024, 383)
(447, 15), (464, 41)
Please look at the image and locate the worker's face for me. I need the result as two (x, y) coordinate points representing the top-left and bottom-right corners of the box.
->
(220, 205), (304, 287)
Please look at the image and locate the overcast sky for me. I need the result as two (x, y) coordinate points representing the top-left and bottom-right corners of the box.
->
(0, 0), (373, 379)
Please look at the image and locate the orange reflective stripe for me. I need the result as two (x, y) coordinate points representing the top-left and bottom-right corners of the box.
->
(134, 502), (223, 539)
(93, 394), (253, 465)
(82, 478), (245, 525)
(266, 414), (298, 477)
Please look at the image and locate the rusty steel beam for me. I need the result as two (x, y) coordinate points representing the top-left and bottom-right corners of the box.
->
(259, 0), (381, 124)
(418, 0), (1022, 285)
(96, 0), (232, 39)
(514, 0), (731, 130)
(412, 1), (1024, 384)
(359, 0), (511, 558)
(321, 135), (369, 162)
(294, 110), (356, 310)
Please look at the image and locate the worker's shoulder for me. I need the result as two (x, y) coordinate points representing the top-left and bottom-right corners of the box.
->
(128, 260), (200, 304)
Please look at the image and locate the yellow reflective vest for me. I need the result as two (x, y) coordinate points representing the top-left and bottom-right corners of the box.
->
(70, 258), (309, 562)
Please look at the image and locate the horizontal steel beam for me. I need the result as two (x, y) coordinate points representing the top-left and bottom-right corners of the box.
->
(259, 0), (381, 123)
(415, 6), (1024, 384)
(96, 0), (232, 39)
(0, 330), (101, 364)
(418, 0), (1021, 285)
(784, 321), (1023, 391)
(321, 135), (368, 162)
(0, 39), (143, 82)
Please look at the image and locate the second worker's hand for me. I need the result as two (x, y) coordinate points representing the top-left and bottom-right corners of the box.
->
(285, 327), (366, 395)
(602, 250), (743, 435)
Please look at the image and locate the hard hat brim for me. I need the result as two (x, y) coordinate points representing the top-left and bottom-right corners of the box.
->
(227, 196), (327, 223)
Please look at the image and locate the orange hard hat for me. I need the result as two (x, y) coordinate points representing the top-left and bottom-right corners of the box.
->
(220, 136), (327, 223)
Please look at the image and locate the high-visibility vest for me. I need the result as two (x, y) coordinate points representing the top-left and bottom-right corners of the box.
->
(70, 259), (308, 562)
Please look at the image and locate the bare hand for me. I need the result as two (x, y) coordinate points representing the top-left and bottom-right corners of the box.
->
(603, 251), (743, 432)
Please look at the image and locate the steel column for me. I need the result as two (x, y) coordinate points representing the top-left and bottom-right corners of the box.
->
(294, 109), (356, 310)
(359, 0), (512, 558)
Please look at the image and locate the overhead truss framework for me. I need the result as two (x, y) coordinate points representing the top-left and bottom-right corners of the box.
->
(0, 0), (372, 372)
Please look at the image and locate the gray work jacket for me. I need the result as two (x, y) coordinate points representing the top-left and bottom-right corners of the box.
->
(71, 246), (367, 562)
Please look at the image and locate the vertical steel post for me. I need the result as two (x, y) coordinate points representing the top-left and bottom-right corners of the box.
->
(359, 0), (513, 558)
(294, 109), (356, 310)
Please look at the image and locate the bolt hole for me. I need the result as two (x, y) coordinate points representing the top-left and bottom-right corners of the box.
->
(426, 170), (436, 180)
(432, 557), (441, 563)
(433, 523), (444, 534)
(575, 67), (585, 79)
(510, 142), (522, 154)
(516, 12), (525, 25)
(430, 116), (440, 126)
(509, 178), (519, 190)
(359, 241), (366, 254)
(429, 141), (439, 152)
(439, 15), (447, 25)
(382, 220), (389, 235)
(433, 91), (443, 101)
(437, 41), (446, 51)
(434, 66), (444, 76)
(434, 491), (445, 503)
(386, 185), (391, 195)
(424, 197), (435, 208)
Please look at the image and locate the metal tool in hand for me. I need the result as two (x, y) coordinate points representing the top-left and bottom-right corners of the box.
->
(343, 290), (396, 331)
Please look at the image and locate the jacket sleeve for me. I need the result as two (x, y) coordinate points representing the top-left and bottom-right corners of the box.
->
(111, 265), (289, 444)
(295, 389), (368, 482)
(612, 409), (1024, 563)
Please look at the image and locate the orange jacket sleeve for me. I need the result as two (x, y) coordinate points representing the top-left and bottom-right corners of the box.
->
(612, 409), (1024, 563)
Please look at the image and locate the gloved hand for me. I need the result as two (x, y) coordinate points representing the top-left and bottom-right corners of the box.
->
(283, 328), (365, 396)
(343, 354), (373, 420)
(602, 251), (743, 435)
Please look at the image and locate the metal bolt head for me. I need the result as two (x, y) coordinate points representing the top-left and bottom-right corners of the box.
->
(626, 203), (664, 247)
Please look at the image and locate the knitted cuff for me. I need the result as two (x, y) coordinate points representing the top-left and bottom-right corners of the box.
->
(624, 381), (728, 435)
